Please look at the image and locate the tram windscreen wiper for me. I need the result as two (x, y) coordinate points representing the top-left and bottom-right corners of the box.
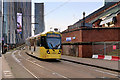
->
(50, 43), (53, 48)
(54, 44), (60, 49)
(49, 43), (55, 51)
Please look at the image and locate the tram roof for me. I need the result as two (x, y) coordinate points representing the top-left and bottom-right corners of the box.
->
(26, 31), (60, 40)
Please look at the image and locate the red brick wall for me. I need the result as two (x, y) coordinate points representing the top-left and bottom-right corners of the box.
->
(82, 29), (120, 42)
(82, 45), (93, 58)
(62, 45), (93, 58)
(119, 28), (120, 40)
(62, 28), (120, 58)
(62, 28), (120, 43)
(62, 30), (82, 43)
(78, 45), (82, 57)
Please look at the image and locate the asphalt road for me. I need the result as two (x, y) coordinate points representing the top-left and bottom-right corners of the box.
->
(3, 50), (119, 79)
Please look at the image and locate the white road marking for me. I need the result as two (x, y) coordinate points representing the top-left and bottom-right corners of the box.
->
(20, 50), (118, 79)
(18, 51), (22, 57)
(18, 52), (31, 60)
(6, 52), (11, 54)
(19, 51), (70, 79)
(63, 60), (119, 78)
(12, 51), (20, 63)
(94, 69), (119, 77)
(20, 63), (39, 79)
(33, 61), (36, 63)
(3, 71), (13, 77)
(12, 50), (39, 80)
(26, 59), (70, 79)
(26, 58), (31, 60)
(52, 73), (56, 75)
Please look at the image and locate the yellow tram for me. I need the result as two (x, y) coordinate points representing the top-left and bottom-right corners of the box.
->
(25, 31), (62, 59)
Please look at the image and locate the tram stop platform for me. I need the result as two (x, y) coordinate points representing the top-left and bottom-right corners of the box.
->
(61, 55), (120, 72)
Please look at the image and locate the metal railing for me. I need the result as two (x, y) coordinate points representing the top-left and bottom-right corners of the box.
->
(92, 41), (120, 56)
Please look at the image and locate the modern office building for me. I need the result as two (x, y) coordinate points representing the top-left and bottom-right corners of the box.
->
(0, 0), (2, 53)
(105, 0), (119, 5)
(34, 3), (45, 35)
(3, 2), (31, 44)
(0, 0), (2, 43)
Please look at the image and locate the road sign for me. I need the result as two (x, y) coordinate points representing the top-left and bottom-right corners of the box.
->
(66, 37), (71, 41)
(113, 45), (116, 50)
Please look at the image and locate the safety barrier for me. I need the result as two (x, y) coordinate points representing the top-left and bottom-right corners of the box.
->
(92, 55), (120, 61)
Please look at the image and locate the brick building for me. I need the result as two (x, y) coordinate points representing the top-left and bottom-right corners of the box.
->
(62, 1), (120, 58)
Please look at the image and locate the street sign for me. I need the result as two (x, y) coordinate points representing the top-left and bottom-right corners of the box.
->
(73, 37), (76, 39)
(113, 45), (116, 50)
(66, 37), (71, 41)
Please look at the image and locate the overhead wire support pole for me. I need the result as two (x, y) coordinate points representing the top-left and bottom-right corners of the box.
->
(1, 0), (4, 54)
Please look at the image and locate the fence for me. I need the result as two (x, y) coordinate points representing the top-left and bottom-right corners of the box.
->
(92, 41), (120, 56)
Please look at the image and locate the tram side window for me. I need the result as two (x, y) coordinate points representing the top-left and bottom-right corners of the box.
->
(41, 36), (47, 48)
(37, 38), (41, 46)
(41, 36), (45, 47)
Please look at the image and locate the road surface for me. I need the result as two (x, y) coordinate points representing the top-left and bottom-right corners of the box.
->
(2, 49), (119, 79)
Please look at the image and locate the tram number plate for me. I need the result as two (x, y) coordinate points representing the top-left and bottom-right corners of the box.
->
(53, 52), (56, 54)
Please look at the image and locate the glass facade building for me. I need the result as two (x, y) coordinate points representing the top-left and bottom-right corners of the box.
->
(3, 2), (31, 44)
(34, 3), (45, 35)
(105, 0), (119, 5)
(0, 0), (2, 54)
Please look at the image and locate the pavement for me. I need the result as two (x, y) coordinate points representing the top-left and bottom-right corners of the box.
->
(2, 53), (14, 79)
(1, 50), (120, 79)
(0, 56), (2, 80)
(61, 55), (120, 72)
(4, 50), (119, 78)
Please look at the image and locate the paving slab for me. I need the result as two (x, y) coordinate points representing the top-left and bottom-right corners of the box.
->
(2, 55), (14, 78)
(61, 55), (120, 71)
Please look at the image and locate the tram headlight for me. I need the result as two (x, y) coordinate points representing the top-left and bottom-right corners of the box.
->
(58, 50), (61, 54)
(47, 50), (50, 54)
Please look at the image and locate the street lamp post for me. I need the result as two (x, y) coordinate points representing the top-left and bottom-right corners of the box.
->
(83, 12), (85, 27)
(31, 23), (38, 36)
(33, 27), (35, 35)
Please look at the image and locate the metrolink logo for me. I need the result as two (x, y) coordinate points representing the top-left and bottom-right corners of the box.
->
(2, 0), (120, 2)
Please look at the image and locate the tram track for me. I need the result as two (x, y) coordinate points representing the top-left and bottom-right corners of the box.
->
(6, 49), (119, 78)
(25, 50), (119, 75)
(18, 42), (120, 78)
(12, 50), (39, 80)
(25, 52), (120, 74)
(17, 50), (71, 79)
(24, 51), (119, 78)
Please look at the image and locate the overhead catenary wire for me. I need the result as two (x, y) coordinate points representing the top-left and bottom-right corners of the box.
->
(44, 0), (71, 17)
(1, 0), (71, 17)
